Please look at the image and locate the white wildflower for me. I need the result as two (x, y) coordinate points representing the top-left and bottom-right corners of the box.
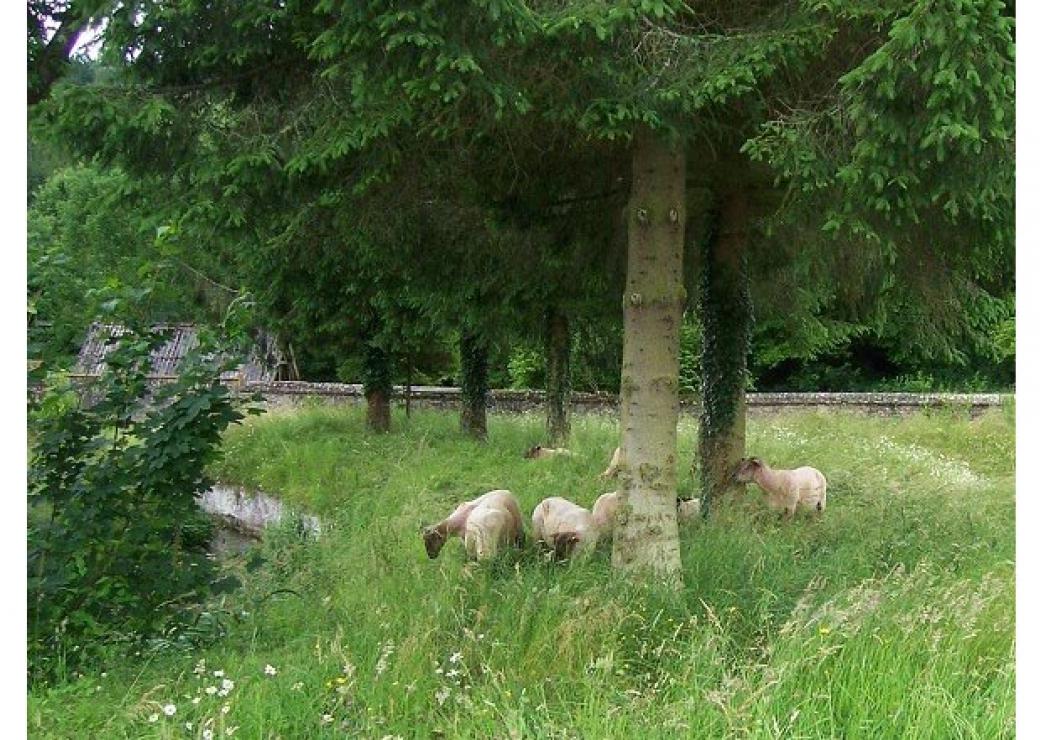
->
(445, 669), (460, 679)
(205, 686), (218, 696)
(202, 731), (213, 740)
(147, 713), (159, 723)
(264, 664), (277, 676)
(221, 678), (235, 692)
(185, 722), (194, 731)
(449, 651), (463, 664)
(320, 714), (334, 725)
(222, 704), (231, 715)
(342, 661), (356, 678)
(435, 687), (451, 706)
(213, 670), (225, 678)
(163, 704), (177, 716)
(291, 681), (304, 691)
(226, 728), (238, 737)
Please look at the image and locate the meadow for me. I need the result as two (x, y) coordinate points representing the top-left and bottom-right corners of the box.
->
(27, 403), (1015, 739)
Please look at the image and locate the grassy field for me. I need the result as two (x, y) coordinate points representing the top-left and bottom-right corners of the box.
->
(27, 403), (1015, 738)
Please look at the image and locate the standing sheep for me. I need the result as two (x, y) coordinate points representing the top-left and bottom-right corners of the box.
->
(421, 489), (525, 561)
(733, 457), (827, 518)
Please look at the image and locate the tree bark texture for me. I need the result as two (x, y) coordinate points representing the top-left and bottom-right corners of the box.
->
(459, 329), (489, 440)
(363, 342), (393, 433)
(697, 188), (752, 515)
(610, 128), (685, 586)
(545, 308), (572, 447)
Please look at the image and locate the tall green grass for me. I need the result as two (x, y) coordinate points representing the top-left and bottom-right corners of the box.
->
(27, 405), (1014, 739)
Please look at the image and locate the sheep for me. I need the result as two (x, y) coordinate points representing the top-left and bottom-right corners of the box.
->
(524, 444), (575, 460)
(598, 446), (622, 479)
(531, 491), (618, 560)
(421, 489), (525, 561)
(733, 457), (827, 518)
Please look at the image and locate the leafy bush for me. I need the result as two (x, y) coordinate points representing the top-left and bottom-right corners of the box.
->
(507, 345), (545, 389)
(27, 325), (261, 682)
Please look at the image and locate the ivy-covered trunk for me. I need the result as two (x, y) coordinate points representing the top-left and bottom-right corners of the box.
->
(459, 328), (489, 440)
(611, 128), (684, 586)
(363, 342), (392, 433)
(697, 188), (751, 514)
(545, 307), (571, 447)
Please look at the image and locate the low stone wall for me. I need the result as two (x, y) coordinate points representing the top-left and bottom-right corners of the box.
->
(243, 381), (1009, 417)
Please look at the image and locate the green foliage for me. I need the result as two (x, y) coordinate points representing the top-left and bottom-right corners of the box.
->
(29, 406), (1013, 736)
(507, 345), (545, 389)
(678, 318), (702, 394)
(28, 326), (260, 682)
(27, 163), (219, 369)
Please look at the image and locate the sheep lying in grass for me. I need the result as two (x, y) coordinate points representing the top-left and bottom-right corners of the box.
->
(734, 457), (827, 518)
(532, 492), (618, 560)
(598, 446), (622, 479)
(524, 444), (574, 460)
(421, 489), (525, 561)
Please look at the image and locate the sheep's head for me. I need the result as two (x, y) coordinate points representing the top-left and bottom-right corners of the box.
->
(734, 457), (763, 483)
(421, 525), (446, 559)
(552, 531), (582, 561)
(523, 445), (543, 459)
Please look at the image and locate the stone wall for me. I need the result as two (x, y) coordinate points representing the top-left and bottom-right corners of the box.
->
(243, 381), (1009, 417)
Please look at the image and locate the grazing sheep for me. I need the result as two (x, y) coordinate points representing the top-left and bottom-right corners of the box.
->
(532, 492), (618, 560)
(734, 457), (827, 518)
(421, 489), (524, 560)
(598, 446), (622, 479)
(524, 444), (575, 460)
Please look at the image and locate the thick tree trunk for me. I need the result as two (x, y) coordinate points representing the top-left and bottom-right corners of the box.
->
(611, 128), (685, 586)
(545, 308), (571, 447)
(697, 188), (752, 515)
(363, 342), (393, 433)
(459, 329), (489, 440)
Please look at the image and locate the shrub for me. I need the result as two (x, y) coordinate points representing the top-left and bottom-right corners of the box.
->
(27, 325), (261, 682)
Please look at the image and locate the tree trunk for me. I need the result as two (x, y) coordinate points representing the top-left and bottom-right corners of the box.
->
(459, 329), (488, 440)
(611, 128), (685, 586)
(697, 188), (751, 515)
(545, 307), (571, 447)
(405, 356), (413, 418)
(363, 342), (392, 433)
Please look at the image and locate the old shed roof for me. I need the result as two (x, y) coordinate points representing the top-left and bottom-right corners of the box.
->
(74, 323), (281, 383)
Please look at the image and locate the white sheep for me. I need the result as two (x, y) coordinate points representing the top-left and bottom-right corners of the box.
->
(421, 489), (525, 560)
(524, 444), (575, 460)
(734, 457), (827, 518)
(531, 491), (617, 560)
(598, 446), (622, 479)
